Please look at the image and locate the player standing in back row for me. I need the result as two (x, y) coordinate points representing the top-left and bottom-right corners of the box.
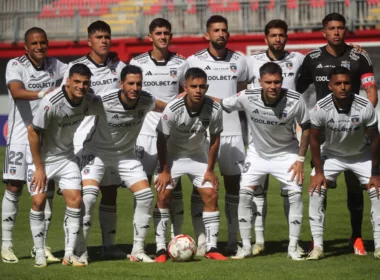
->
(296, 13), (378, 256)
(1, 27), (67, 263)
(187, 15), (249, 256)
(129, 18), (188, 245)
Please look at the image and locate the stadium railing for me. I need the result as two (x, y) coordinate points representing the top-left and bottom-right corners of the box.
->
(0, 0), (379, 43)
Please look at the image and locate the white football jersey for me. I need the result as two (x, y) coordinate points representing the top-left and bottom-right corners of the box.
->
(187, 49), (249, 136)
(311, 93), (377, 157)
(84, 89), (155, 156)
(62, 55), (127, 145)
(6, 55), (67, 144)
(247, 51), (305, 90)
(221, 88), (310, 159)
(157, 95), (223, 156)
(129, 51), (189, 137)
(32, 86), (99, 164)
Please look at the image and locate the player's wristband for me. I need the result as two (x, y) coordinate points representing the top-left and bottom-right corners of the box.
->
(371, 167), (380, 176)
(37, 90), (47, 99)
(296, 156), (305, 163)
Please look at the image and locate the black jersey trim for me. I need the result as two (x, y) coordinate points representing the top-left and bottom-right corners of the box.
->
(204, 97), (220, 110)
(117, 90), (141, 110)
(133, 52), (149, 60)
(169, 99), (185, 112)
(286, 90), (301, 100)
(25, 54), (45, 71)
(353, 95), (369, 107)
(148, 50), (175, 66)
(245, 89), (261, 95)
(16, 55), (27, 63)
(220, 99), (231, 113)
(102, 92), (119, 102)
(62, 86), (82, 107)
(261, 89), (286, 107)
(184, 95), (205, 117)
(207, 48), (231, 61)
(195, 49), (207, 56)
(265, 50), (289, 62)
(86, 54), (108, 68)
(173, 55), (186, 61)
(319, 96), (333, 108)
(50, 92), (64, 105)
(71, 56), (87, 64)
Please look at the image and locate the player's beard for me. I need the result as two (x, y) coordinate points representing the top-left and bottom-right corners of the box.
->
(210, 39), (227, 50)
(268, 44), (285, 56)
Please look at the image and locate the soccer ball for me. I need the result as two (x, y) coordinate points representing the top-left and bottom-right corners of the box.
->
(168, 234), (197, 262)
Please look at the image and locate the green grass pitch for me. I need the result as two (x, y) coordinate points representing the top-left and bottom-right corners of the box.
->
(0, 147), (380, 279)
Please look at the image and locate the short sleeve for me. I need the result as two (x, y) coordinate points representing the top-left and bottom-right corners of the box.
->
(296, 55), (313, 93)
(148, 95), (156, 112)
(209, 106), (223, 135)
(246, 56), (255, 84)
(310, 103), (325, 129)
(86, 94), (103, 116)
(60, 62), (72, 87)
(220, 91), (245, 113)
(179, 61), (189, 86)
(238, 56), (249, 82)
(33, 97), (52, 131)
(6, 59), (24, 85)
(363, 102), (378, 128)
(56, 59), (68, 80)
(156, 106), (175, 136)
(358, 53), (376, 89)
(295, 96), (311, 129)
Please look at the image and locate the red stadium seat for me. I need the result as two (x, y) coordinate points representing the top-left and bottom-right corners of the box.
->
(367, 0), (380, 4)
(208, 0), (240, 12)
(287, 0), (298, 9)
(311, 0), (325, 8)
(267, 0), (275, 9)
(251, 1), (259, 10)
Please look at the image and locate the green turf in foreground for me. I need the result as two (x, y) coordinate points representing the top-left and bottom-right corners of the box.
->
(0, 150), (380, 279)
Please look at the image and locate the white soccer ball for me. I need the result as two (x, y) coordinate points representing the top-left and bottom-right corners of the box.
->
(168, 234), (197, 262)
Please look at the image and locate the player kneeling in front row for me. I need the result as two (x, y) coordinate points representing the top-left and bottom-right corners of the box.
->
(219, 62), (310, 260)
(308, 67), (380, 260)
(80, 65), (167, 263)
(27, 64), (97, 268)
(154, 67), (227, 261)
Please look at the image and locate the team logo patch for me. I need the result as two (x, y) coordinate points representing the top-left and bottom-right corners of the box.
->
(279, 111), (288, 120)
(351, 116), (360, 125)
(110, 67), (116, 75)
(170, 68), (177, 78)
(163, 114), (168, 120)
(83, 168), (90, 175)
(286, 62), (293, 70)
(12, 61), (18, 66)
(48, 70), (54, 78)
(44, 106), (50, 111)
(341, 60), (350, 70)
(9, 167), (16, 175)
(230, 63), (237, 73)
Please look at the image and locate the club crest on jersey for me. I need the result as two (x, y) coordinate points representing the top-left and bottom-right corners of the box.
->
(279, 111), (288, 120)
(163, 114), (168, 120)
(12, 61), (18, 66)
(286, 62), (293, 70)
(351, 116), (360, 125)
(44, 106), (50, 111)
(9, 167), (16, 175)
(170, 68), (177, 78)
(48, 70), (54, 78)
(83, 168), (90, 175)
(230, 63), (237, 73)
(341, 60), (350, 70)
(110, 67), (116, 75)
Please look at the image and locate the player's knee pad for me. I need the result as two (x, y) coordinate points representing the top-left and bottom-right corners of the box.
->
(4, 189), (21, 203)
(134, 188), (154, 211)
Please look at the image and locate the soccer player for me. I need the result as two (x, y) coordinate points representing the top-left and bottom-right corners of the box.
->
(220, 62), (310, 260)
(27, 63), (97, 267)
(187, 15), (249, 256)
(154, 67), (227, 261)
(307, 66), (380, 260)
(129, 18), (188, 241)
(1, 27), (67, 263)
(62, 21), (127, 261)
(81, 65), (166, 263)
(247, 19), (306, 257)
(296, 13), (378, 255)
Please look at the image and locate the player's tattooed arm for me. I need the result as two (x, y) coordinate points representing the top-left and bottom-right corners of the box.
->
(309, 126), (327, 196)
(364, 84), (378, 108)
(203, 133), (220, 189)
(8, 81), (52, 100)
(155, 131), (174, 193)
(288, 126), (310, 185)
(27, 125), (47, 193)
(366, 126), (380, 197)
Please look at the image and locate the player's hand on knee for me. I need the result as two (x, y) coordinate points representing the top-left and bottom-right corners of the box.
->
(288, 161), (304, 185)
(368, 175), (380, 198)
(309, 173), (327, 196)
(154, 171), (174, 194)
(202, 171), (219, 190)
(31, 168), (47, 194)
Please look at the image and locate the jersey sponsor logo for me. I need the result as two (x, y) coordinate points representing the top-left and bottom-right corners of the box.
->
(179, 122), (187, 127)
(327, 118), (335, 123)
(327, 125), (360, 132)
(146, 71), (153, 76)
(112, 114), (119, 119)
(285, 62), (293, 70)
(250, 116), (280, 126)
(58, 118), (83, 127)
(316, 76), (329, 82)
(27, 82), (54, 89)
(30, 74), (36, 78)
(351, 115), (360, 125)
(208, 75), (237, 81)
(204, 65), (211, 70)
(143, 81), (177, 86)
(63, 114), (69, 119)
(108, 120), (142, 128)
(170, 68), (177, 78)
(341, 60), (350, 70)
(316, 64), (323, 68)
(230, 63), (237, 73)
(91, 78), (117, 86)
(252, 109), (259, 114)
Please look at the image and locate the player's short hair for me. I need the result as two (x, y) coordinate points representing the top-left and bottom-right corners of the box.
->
(185, 67), (207, 81)
(264, 20), (288, 36)
(327, 66), (351, 80)
(24, 27), (47, 42)
(120, 65), (143, 82)
(259, 62), (283, 78)
(149, 18), (172, 33)
(206, 15), (228, 29)
(87, 20), (111, 37)
(322, 13), (346, 28)
(68, 63), (92, 78)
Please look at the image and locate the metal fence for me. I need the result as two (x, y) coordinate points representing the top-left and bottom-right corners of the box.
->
(0, 0), (379, 42)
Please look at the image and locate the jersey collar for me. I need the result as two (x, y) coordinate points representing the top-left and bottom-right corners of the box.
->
(332, 92), (354, 114)
(261, 88), (286, 107)
(118, 90), (140, 110)
(86, 54), (108, 68)
(148, 50), (174, 66)
(321, 44), (351, 58)
(207, 48), (229, 61)
(265, 50), (289, 61)
(184, 95), (204, 117)
(62, 86), (83, 107)
(25, 54), (45, 71)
